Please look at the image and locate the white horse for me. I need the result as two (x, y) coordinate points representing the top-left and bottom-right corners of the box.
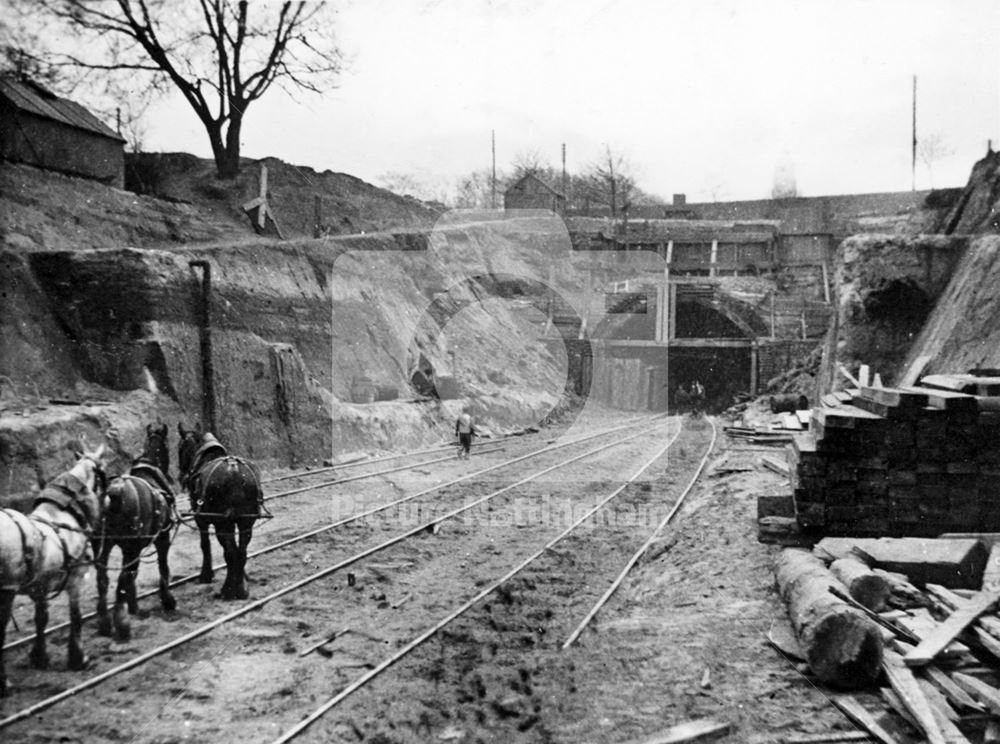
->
(0, 437), (106, 697)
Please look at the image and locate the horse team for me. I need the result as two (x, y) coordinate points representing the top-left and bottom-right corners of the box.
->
(0, 424), (263, 697)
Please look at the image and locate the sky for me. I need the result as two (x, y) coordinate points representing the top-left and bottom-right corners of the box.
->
(137, 0), (1000, 202)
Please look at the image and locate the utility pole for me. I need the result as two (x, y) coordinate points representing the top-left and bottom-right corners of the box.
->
(561, 142), (567, 200)
(912, 75), (917, 192)
(491, 129), (497, 209)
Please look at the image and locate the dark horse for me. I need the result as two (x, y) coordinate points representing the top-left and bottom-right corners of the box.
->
(93, 424), (177, 640)
(177, 424), (262, 600)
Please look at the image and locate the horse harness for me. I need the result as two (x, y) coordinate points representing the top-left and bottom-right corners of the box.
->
(2, 470), (100, 595)
(187, 455), (264, 520)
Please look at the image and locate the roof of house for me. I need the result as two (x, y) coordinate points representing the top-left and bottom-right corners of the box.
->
(505, 172), (566, 199)
(0, 76), (125, 142)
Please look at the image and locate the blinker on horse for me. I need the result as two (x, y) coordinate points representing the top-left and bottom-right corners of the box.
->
(0, 437), (106, 697)
(93, 423), (178, 641)
(178, 423), (262, 600)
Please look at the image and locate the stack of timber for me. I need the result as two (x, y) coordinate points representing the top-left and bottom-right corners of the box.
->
(774, 537), (1000, 744)
(786, 379), (1000, 537)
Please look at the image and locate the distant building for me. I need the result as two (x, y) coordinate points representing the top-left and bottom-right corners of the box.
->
(504, 173), (566, 214)
(0, 76), (125, 187)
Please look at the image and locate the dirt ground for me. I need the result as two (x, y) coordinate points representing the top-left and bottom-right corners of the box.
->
(0, 409), (866, 744)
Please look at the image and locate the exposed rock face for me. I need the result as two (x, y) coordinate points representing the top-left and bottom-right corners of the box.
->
(901, 235), (1000, 374)
(937, 149), (1000, 235)
(1, 217), (585, 496)
(821, 234), (968, 389)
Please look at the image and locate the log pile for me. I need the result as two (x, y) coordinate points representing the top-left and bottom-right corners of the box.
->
(786, 378), (1000, 536)
(775, 538), (1000, 742)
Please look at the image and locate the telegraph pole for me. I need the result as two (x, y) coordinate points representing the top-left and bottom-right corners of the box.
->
(912, 75), (917, 192)
(491, 129), (497, 209)
(561, 142), (567, 198)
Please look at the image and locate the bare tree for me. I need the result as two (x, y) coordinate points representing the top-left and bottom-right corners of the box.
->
(27, 0), (344, 179)
(583, 145), (635, 220)
(454, 168), (503, 209)
(918, 132), (953, 188)
(510, 149), (551, 179)
(377, 170), (452, 205)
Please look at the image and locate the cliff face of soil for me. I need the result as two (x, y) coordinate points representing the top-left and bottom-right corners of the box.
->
(900, 235), (1000, 375)
(1, 162), (244, 251)
(819, 234), (968, 390)
(0, 215), (585, 498)
(937, 149), (1000, 235)
(125, 153), (441, 237)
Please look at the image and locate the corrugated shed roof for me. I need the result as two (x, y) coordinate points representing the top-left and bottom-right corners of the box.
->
(0, 77), (124, 141)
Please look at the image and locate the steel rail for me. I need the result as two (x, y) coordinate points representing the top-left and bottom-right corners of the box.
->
(561, 417), (718, 648)
(0, 424), (674, 727)
(263, 444), (510, 502)
(262, 431), (548, 484)
(268, 419), (687, 744)
(3, 415), (663, 654)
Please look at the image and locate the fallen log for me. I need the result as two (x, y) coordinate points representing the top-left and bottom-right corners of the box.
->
(830, 556), (891, 611)
(776, 549), (884, 688)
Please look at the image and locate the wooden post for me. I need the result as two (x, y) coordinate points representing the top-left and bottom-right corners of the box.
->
(750, 341), (758, 395)
(313, 195), (322, 238)
(258, 165), (268, 228)
(770, 291), (776, 339)
(710, 238), (718, 277)
(821, 258), (831, 304)
(188, 260), (216, 434)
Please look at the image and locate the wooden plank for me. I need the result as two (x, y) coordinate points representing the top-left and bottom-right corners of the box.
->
(881, 650), (947, 744)
(830, 695), (904, 744)
(899, 386), (978, 413)
(952, 672), (1000, 715)
(814, 538), (988, 590)
(917, 679), (960, 721)
(982, 544), (1000, 591)
(782, 732), (872, 743)
(626, 719), (732, 744)
(899, 354), (932, 387)
(859, 386), (929, 409)
(894, 608), (971, 658)
(839, 364), (861, 387)
(904, 589), (1000, 666)
(924, 584), (1000, 639)
(923, 666), (985, 712)
(761, 455), (790, 476)
(796, 409), (813, 426)
(781, 412), (803, 430)
(915, 679), (973, 743)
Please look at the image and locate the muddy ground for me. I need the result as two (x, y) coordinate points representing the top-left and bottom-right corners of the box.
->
(0, 409), (875, 743)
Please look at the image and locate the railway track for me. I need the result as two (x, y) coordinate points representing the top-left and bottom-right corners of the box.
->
(2, 414), (657, 654)
(0, 413), (688, 734)
(267, 417), (718, 743)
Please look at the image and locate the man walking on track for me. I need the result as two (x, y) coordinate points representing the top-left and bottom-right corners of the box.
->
(455, 407), (476, 460)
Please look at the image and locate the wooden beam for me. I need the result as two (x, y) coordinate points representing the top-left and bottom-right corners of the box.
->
(904, 590), (1000, 666)
(952, 673), (1000, 716)
(831, 695), (903, 744)
(982, 544), (1000, 592)
(881, 650), (947, 744)
(625, 719), (732, 744)
(923, 666), (984, 712)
